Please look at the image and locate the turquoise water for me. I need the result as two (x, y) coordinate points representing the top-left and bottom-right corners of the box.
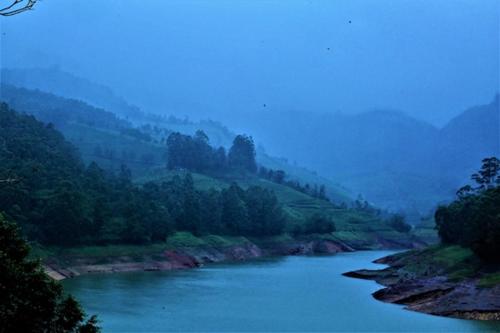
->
(63, 251), (500, 332)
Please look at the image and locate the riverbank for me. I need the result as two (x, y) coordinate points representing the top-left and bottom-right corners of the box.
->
(41, 230), (422, 281)
(344, 245), (500, 321)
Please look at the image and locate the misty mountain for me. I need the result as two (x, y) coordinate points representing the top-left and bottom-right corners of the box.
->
(231, 99), (499, 213)
(438, 95), (500, 183)
(0, 81), (351, 204)
(1, 67), (145, 121)
(2, 67), (497, 214)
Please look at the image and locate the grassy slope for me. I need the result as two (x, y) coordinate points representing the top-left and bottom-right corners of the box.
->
(60, 122), (166, 176)
(137, 169), (409, 248)
(389, 245), (500, 288)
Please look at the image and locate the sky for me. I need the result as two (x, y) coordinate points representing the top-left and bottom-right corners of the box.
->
(0, 0), (498, 126)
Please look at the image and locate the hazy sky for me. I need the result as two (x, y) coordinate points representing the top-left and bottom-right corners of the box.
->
(1, 0), (498, 126)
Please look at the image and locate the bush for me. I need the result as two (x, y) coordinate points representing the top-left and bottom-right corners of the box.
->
(295, 214), (336, 235)
(388, 214), (411, 233)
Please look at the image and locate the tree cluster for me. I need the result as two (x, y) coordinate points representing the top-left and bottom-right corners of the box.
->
(166, 131), (227, 172)
(258, 167), (329, 201)
(0, 105), (284, 246)
(0, 213), (100, 333)
(387, 214), (411, 233)
(167, 132), (256, 174)
(291, 213), (336, 236)
(435, 157), (500, 262)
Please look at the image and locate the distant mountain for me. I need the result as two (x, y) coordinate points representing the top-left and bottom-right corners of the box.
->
(220, 98), (499, 214)
(3, 67), (497, 214)
(438, 95), (500, 184)
(1, 67), (145, 120)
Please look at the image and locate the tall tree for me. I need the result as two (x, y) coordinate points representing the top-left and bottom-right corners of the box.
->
(228, 135), (257, 173)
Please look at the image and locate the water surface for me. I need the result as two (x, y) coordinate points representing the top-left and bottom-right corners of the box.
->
(64, 251), (500, 332)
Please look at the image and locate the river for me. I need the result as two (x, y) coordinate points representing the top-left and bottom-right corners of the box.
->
(63, 251), (500, 332)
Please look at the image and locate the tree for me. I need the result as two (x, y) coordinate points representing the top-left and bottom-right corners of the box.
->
(0, 0), (36, 16)
(244, 186), (285, 236)
(435, 157), (500, 262)
(228, 135), (257, 173)
(298, 213), (336, 235)
(387, 214), (411, 233)
(0, 213), (100, 332)
(471, 157), (500, 190)
(177, 174), (203, 235)
(273, 170), (286, 184)
(221, 183), (249, 235)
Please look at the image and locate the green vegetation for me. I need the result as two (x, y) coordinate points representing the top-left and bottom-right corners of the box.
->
(478, 273), (500, 288)
(412, 216), (439, 245)
(387, 214), (411, 233)
(0, 105), (288, 247)
(165, 232), (249, 249)
(292, 213), (336, 236)
(435, 157), (500, 262)
(393, 245), (481, 282)
(0, 214), (100, 333)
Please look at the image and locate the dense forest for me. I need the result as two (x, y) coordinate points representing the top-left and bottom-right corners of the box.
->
(1, 103), (342, 246)
(435, 157), (500, 262)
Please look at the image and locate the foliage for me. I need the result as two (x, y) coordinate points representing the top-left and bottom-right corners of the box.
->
(387, 214), (411, 233)
(0, 105), (285, 246)
(293, 213), (336, 235)
(0, 213), (100, 333)
(227, 135), (257, 173)
(166, 130), (225, 172)
(435, 157), (500, 262)
(167, 131), (258, 175)
(258, 166), (329, 201)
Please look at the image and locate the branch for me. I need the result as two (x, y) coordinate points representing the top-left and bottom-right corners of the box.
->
(0, 0), (37, 17)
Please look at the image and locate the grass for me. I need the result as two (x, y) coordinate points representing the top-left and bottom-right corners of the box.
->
(395, 245), (482, 282)
(136, 169), (411, 247)
(478, 273), (500, 288)
(165, 232), (250, 249)
(30, 243), (169, 261)
(30, 232), (251, 262)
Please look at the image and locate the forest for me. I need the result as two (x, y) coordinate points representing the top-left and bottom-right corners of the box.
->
(0, 104), (293, 245)
(0, 103), (345, 247)
(435, 157), (500, 262)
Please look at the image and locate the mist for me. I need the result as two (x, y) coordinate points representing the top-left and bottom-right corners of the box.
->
(1, 0), (498, 127)
(2, 2), (500, 329)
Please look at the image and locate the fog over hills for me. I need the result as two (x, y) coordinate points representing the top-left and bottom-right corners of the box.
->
(2, 67), (497, 214)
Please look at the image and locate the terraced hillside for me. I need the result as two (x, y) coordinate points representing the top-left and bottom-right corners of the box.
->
(138, 170), (419, 249)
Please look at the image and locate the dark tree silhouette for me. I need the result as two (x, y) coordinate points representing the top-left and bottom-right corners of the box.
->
(471, 157), (500, 190)
(0, 0), (36, 16)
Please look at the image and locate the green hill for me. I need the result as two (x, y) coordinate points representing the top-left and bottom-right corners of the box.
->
(138, 169), (415, 249)
(1, 84), (351, 203)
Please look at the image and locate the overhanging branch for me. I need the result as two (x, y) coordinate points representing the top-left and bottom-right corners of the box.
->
(0, 0), (37, 17)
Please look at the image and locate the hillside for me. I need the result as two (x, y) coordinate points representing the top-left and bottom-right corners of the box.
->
(0, 81), (351, 203)
(137, 169), (413, 249)
(0, 100), (419, 253)
(211, 99), (499, 214)
(438, 95), (500, 185)
(6, 68), (496, 215)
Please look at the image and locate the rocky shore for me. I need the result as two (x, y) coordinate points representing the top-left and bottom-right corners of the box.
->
(343, 247), (500, 321)
(44, 238), (355, 281)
